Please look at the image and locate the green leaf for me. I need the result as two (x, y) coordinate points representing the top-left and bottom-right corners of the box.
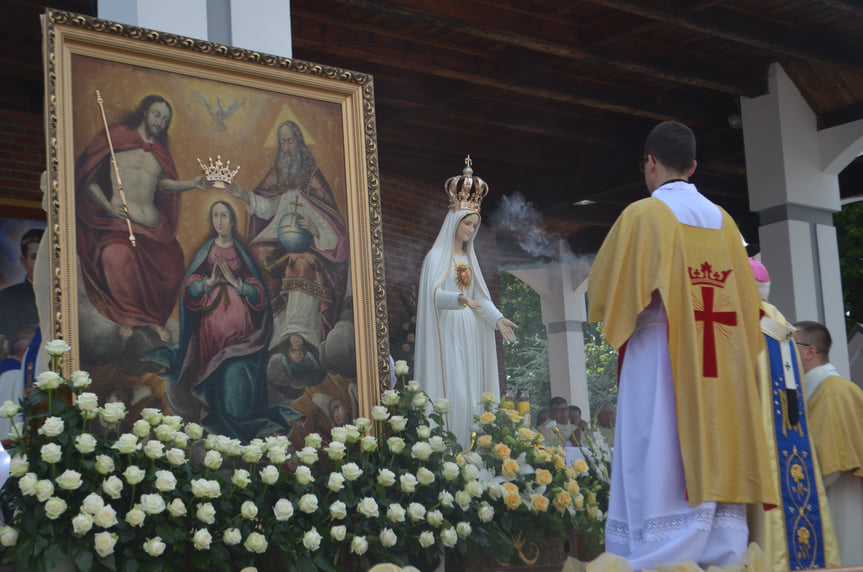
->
(74, 548), (94, 571)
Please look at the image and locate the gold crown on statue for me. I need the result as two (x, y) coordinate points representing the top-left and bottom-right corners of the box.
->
(197, 155), (240, 188)
(445, 155), (488, 211)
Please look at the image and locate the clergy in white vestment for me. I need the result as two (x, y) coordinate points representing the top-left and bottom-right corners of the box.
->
(588, 121), (778, 571)
(413, 157), (517, 450)
(792, 320), (863, 567)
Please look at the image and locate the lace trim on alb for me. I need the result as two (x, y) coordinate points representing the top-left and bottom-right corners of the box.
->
(606, 503), (747, 546)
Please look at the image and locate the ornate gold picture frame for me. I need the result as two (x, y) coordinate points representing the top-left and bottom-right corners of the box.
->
(43, 9), (389, 443)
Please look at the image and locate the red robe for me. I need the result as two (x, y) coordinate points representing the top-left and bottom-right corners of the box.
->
(75, 123), (184, 327)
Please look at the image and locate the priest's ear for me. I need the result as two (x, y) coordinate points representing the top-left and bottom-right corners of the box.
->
(687, 160), (697, 178)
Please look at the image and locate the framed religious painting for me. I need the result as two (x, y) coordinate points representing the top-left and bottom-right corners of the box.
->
(43, 9), (390, 446)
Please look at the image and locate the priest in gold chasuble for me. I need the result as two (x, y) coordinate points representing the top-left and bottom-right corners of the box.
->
(588, 121), (777, 571)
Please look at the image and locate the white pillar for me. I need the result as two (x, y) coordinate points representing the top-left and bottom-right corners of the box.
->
(98, 0), (292, 58)
(741, 63), (863, 378)
(507, 260), (592, 417)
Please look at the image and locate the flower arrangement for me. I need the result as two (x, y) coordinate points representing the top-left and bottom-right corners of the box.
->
(0, 341), (600, 571)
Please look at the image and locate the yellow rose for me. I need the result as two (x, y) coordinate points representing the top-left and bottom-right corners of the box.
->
(587, 491), (597, 504)
(479, 411), (496, 425)
(530, 494), (550, 513)
(553, 491), (572, 511)
(565, 480), (580, 496)
(573, 494), (584, 510)
(504, 492), (521, 510)
(564, 467), (576, 479)
(535, 469), (553, 486)
(504, 409), (522, 423)
(517, 427), (536, 442)
(574, 459), (589, 475)
(492, 443), (511, 461)
(480, 392), (495, 404)
(501, 458), (520, 479)
(533, 448), (549, 464)
(553, 455), (565, 471)
(477, 435), (493, 449)
(502, 482), (518, 494)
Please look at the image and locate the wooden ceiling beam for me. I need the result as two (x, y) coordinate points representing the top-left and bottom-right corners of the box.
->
(310, 0), (765, 95)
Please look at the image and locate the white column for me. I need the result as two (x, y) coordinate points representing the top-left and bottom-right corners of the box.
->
(741, 63), (863, 378)
(507, 260), (592, 417)
(98, 0), (292, 57)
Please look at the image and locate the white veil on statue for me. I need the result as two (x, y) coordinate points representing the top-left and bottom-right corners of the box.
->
(414, 158), (503, 448)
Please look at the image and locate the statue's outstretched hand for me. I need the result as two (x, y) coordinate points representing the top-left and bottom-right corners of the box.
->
(497, 317), (518, 342)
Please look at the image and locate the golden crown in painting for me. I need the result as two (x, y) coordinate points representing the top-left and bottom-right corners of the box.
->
(197, 155), (241, 188)
(445, 155), (488, 211)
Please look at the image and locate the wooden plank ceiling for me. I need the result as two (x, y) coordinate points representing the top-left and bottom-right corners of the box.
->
(6, 0), (863, 262)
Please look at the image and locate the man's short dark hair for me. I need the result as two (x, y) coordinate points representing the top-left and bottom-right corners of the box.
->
(20, 228), (43, 256)
(794, 320), (832, 355)
(568, 405), (581, 414)
(644, 121), (696, 174)
(549, 396), (568, 409)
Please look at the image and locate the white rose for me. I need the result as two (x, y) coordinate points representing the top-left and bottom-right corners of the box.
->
(185, 422), (203, 440)
(55, 469), (83, 490)
(295, 465), (313, 486)
(438, 491), (454, 509)
(433, 398), (452, 414)
(429, 436), (446, 453)
(140, 408), (162, 425)
(325, 441), (346, 461)
(75, 433), (97, 454)
(196, 502), (216, 524)
(455, 490), (471, 510)
(387, 503), (406, 523)
(232, 469), (251, 489)
(355, 417), (371, 432)
(193, 528), (212, 551)
(412, 392), (429, 408)
(372, 405), (391, 421)
(69, 370), (92, 389)
(466, 480), (484, 498)
(411, 442), (432, 461)
(0, 401), (21, 419)
(330, 427), (348, 443)
(161, 415), (182, 429)
(132, 419), (151, 438)
(388, 415), (407, 432)
(441, 527), (458, 548)
(81, 493), (105, 515)
(93, 505), (118, 528)
(44, 339), (71, 356)
(380, 392), (400, 407)
(417, 467), (435, 486)
(380, 527), (398, 548)
(360, 435), (377, 452)
(244, 532), (267, 554)
(242, 445), (263, 464)
(341, 462), (363, 481)
(267, 445), (288, 464)
(303, 527), (323, 551)
(0, 526), (17, 547)
(488, 483), (503, 500)
(191, 479), (209, 498)
(400, 473), (418, 493)
(168, 498), (187, 517)
(329, 500), (347, 520)
(406, 380), (421, 391)
(165, 448), (186, 466)
(377, 468), (396, 487)
(416, 425), (431, 439)
(478, 502), (495, 523)
(427, 509), (443, 527)
(223, 528), (242, 546)
(304, 433), (322, 448)
(154, 470), (177, 492)
(204, 450), (223, 470)
(260, 465), (279, 485)
(100, 402), (127, 424)
(44, 497), (68, 520)
(407, 502), (426, 522)
(140, 494), (166, 515)
(357, 497), (379, 518)
(204, 480), (221, 499)
(330, 525), (346, 541)
(393, 359), (409, 377)
(154, 424), (177, 442)
(442, 462), (460, 481)
(102, 475), (123, 499)
(40, 443), (62, 464)
(112, 433), (139, 455)
(350, 535), (368, 556)
(18, 472), (37, 495)
(298, 493), (318, 514)
(387, 436), (406, 454)
(457, 522), (472, 539)
(273, 498), (294, 522)
(125, 506), (146, 527)
(240, 500), (258, 520)
(35, 479), (54, 502)
(9, 455), (27, 477)
(463, 463), (480, 481)
(419, 530), (435, 548)
(345, 425), (360, 443)
(77, 392), (99, 412)
(123, 465), (146, 485)
(72, 513), (94, 535)
(94, 532), (118, 557)
(297, 447), (318, 466)
(95, 455), (115, 475)
(143, 440), (164, 460)
(327, 472), (345, 492)
(35, 371), (61, 390)
(143, 536), (166, 557)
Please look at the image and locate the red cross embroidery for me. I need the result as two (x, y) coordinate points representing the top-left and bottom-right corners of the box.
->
(693, 286), (737, 377)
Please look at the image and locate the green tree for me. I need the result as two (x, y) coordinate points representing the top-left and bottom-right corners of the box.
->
(583, 322), (618, 421)
(835, 201), (863, 333)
